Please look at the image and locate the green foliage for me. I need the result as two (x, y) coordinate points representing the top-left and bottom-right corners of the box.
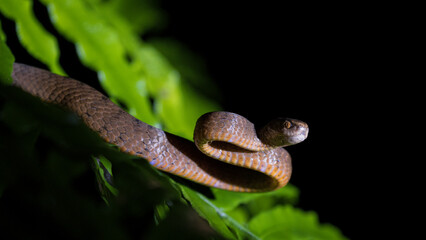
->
(248, 206), (347, 240)
(40, 0), (219, 137)
(0, 0), (348, 239)
(0, 20), (14, 84)
(93, 155), (119, 203)
(0, 0), (63, 74)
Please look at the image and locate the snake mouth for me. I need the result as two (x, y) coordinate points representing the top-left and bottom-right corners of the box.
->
(288, 126), (309, 145)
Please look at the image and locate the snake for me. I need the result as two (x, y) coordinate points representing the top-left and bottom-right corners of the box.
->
(11, 63), (308, 192)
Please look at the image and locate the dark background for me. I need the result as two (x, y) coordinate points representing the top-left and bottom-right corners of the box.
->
(162, 2), (406, 239)
(1, 1), (412, 239)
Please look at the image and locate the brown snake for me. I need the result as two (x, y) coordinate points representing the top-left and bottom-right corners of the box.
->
(11, 63), (308, 192)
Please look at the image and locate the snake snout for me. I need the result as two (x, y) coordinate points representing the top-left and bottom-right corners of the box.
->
(283, 118), (309, 145)
(289, 124), (309, 145)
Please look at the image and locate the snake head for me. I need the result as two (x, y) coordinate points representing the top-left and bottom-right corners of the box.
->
(259, 118), (309, 147)
(281, 118), (309, 145)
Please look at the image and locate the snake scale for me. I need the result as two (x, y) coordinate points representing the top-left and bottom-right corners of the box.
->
(11, 63), (308, 192)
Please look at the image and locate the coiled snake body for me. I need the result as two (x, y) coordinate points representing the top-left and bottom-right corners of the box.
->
(11, 63), (308, 192)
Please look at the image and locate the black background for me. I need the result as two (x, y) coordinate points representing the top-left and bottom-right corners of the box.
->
(1, 1), (413, 239)
(161, 2), (407, 239)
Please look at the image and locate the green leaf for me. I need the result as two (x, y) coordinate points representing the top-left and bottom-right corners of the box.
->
(248, 205), (348, 240)
(181, 186), (260, 240)
(41, 0), (158, 126)
(0, 0), (63, 74)
(96, 1), (221, 139)
(207, 185), (300, 228)
(93, 155), (119, 200)
(211, 184), (299, 211)
(99, 0), (165, 34)
(0, 19), (14, 84)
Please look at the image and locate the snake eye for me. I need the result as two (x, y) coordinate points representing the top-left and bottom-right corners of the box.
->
(284, 120), (293, 129)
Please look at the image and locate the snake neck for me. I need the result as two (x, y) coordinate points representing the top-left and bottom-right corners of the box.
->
(257, 126), (288, 148)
